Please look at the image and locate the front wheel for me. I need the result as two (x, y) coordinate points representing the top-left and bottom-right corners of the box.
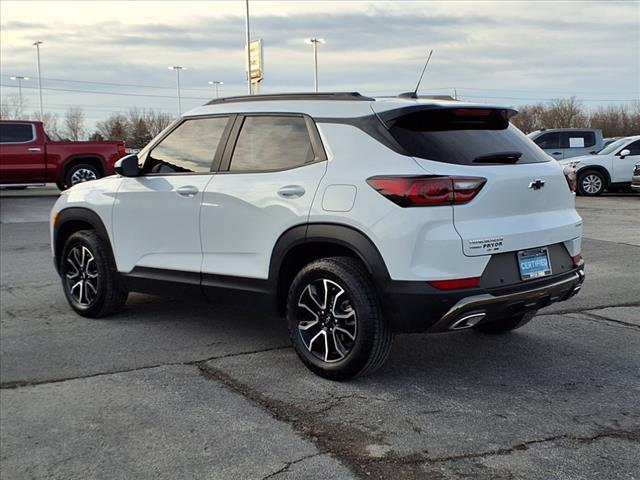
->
(286, 257), (393, 380)
(66, 164), (101, 188)
(60, 230), (128, 318)
(577, 170), (606, 196)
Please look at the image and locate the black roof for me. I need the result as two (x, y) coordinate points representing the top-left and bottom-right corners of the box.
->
(205, 92), (374, 105)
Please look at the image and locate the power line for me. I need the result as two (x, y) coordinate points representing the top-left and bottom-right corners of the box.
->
(1, 83), (211, 100)
(0, 74), (238, 93)
(2, 74), (637, 98)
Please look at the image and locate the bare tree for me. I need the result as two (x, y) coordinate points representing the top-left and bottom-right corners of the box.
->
(63, 107), (86, 141)
(91, 109), (173, 148)
(95, 114), (129, 141)
(38, 112), (62, 140)
(0, 95), (24, 120)
(143, 109), (172, 138)
(511, 97), (639, 137)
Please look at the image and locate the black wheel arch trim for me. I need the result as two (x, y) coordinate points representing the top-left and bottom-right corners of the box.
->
(269, 222), (391, 289)
(53, 207), (114, 274)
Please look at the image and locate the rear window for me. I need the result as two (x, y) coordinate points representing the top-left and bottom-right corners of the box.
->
(388, 109), (549, 165)
(0, 123), (35, 143)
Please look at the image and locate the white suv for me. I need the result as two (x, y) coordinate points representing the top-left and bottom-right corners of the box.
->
(51, 93), (585, 379)
(559, 135), (640, 196)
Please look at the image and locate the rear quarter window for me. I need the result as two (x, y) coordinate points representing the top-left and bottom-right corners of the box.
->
(388, 109), (550, 165)
(0, 123), (35, 143)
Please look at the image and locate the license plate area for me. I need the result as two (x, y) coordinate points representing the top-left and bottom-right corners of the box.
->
(518, 247), (552, 280)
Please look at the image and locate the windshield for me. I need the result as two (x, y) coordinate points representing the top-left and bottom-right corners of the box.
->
(598, 138), (627, 155)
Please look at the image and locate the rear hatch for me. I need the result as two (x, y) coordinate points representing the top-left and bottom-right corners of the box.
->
(374, 104), (582, 257)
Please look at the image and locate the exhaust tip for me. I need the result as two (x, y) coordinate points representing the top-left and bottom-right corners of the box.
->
(449, 312), (486, 330)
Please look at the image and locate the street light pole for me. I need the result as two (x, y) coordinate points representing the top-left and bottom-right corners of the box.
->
(208, 80), (224, 98)
(168, 66), (186, 115)
(305, 38), (325, 92)
(9, 76), (30, 117)
(245, 0), (252, 95)
(32, 41), (44, 120)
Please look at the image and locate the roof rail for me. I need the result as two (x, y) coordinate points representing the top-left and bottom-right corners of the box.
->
(205, 92), (374, 105)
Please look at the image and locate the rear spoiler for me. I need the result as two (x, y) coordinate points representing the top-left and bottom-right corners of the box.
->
(375, 105), (518, 129)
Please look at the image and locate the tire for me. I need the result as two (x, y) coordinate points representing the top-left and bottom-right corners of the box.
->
(56, 179), (68, 191)
(286, 256), (393, 380)
(65, 163), (101, 187)
(473, 311), (537, 334)
(60, 230), (128, 318)
(577, 170), (606, 196)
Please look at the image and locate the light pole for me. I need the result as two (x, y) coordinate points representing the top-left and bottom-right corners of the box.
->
(245, 0), (252, 94)
(32, 40), (44, 120)
(168, 66), (186, 115)
(305, 38), (325, 92)
(9, 76), (30, 117)
(208, 81), (224, 98)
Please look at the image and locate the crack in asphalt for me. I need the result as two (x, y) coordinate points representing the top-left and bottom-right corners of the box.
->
(425, 428), (640, 463)
(194, 362), (448, 480)
(537, 301), (640, 316)
(0, 345), (291, 390)
(261, 452), (323, 479)
(579, 311), (640, 329)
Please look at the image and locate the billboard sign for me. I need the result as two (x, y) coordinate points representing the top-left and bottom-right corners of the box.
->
(246, 39), (264, 84)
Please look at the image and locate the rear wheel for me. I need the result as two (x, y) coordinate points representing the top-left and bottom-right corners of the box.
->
(66, 163), (101, 188)
(286, 256), (393, 380)
(60, 230), (127, 318)
(577, 170), (606, 196)
(473, 311), (536, 334)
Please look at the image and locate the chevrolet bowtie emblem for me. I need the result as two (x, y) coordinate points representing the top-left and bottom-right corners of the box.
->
(529, 179), (545, 190)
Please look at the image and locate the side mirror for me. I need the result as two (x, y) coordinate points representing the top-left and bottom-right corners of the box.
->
(618, 149), (631, 159)
(114, 154), (140, 177)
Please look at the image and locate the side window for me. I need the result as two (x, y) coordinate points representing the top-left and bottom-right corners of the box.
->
(145, 117), (229, 174)
(623, 140), (640, 155)
(229, 116), (314, 171)
(0, 123), (35, 143)
(564, 131), (595, 148)
(534, 132), (560, 149)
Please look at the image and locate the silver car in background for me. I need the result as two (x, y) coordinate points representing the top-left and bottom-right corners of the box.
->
(528, 128), (604, 160)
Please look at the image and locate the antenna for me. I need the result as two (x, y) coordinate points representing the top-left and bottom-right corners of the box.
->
(399, 49), (433, 99)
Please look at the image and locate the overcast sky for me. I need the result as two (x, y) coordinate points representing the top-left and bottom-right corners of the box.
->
(1, 0), (639, 127)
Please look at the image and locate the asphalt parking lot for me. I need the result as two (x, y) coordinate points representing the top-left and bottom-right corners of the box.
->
(1, 186), (638, 480)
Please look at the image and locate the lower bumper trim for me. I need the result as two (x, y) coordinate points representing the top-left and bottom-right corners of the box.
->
(429, 269), (585, 332)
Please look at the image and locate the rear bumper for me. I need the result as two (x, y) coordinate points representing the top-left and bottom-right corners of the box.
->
(382, 266), (585, 333)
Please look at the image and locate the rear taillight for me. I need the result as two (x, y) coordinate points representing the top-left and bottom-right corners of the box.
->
(118, 143), (126, 158)
(367, 176), (486, 207)
(563, 166), (577, 192)
(571, 254), (584, 267)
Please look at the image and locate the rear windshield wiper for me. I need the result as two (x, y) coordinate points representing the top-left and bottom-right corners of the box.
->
(473, 151), (522, 164)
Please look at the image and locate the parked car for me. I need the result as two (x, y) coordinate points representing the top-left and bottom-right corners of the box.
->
(527, 128), (604, 160)
(559, 135), (640, 195)
(632, 163), (640, 192)
(50, 93), (585, 379)
(0, 120), (126, 190)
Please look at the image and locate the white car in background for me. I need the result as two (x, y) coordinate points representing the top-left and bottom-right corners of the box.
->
(559, 135), (640, 195)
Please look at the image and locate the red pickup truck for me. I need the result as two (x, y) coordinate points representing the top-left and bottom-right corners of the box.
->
(0, 120), (125, 190)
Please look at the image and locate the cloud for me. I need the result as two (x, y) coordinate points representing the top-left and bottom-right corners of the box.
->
(1, 0), (637, 127)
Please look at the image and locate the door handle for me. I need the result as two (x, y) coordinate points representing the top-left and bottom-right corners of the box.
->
(176, 185), (199, 198)
(28, 147), (42, 152)
(552, 152), (562, 155)
(278, 185), (305, 198)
